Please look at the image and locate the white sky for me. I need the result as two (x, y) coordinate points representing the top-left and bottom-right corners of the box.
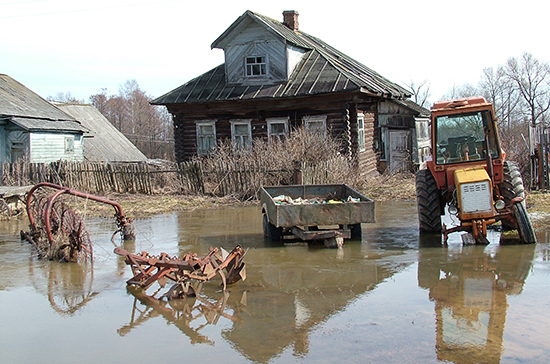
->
(1, 0), (548, 105)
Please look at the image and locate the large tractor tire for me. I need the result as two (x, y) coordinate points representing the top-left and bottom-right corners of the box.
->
(415, 169), (442, 233)
(513, 202), (537, 244)
(501, 161), (536, 243)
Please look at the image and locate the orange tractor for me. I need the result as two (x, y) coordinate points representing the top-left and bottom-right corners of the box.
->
(416, 96), (536, 244)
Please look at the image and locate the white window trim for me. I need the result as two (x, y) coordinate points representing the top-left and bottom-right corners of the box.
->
(245, 55), (268, 78)
(230, 119), (253, 149)
(266, 117), (289, 142)
(357, 113), (366, 151)
(303, 115), (327, 133)
(196, 120), (217, 156)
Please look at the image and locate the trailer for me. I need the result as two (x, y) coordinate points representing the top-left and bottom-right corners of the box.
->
(260, 184), (375, 247)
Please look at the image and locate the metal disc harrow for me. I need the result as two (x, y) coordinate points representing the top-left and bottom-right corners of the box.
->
(115, 245), (247, 299)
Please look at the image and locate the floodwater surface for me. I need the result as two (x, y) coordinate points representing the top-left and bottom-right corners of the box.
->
(0, 201), (549, 363)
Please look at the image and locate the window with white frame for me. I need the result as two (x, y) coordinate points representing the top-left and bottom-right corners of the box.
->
(230, 119), (252, 149)
(245, 56), (267, 77)
(303, 115), (327, 134)
(357, 113), (365, 151)
(196, 121), (216, 155)
(267, 117), (289, 142)
(65, 136), (74, 153)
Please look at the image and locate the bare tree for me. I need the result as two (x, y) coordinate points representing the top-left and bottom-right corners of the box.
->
(504, 52), (550, 128)
(89, 81), (174, 160)
(405, 79), (431, 108)
(47, 92), (84, 103)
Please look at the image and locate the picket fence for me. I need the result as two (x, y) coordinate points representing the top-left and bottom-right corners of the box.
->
(0, 159), (350, 199)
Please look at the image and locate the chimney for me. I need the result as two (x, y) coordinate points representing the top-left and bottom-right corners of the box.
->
(283, 10), (299, 31)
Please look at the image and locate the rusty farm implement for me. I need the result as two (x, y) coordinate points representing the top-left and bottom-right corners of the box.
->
(114, 245), (247, 300)
(21, 182), (135, 262)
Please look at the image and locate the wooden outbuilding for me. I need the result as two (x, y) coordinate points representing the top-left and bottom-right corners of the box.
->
(152, 10), (429, 174)
(0, 74), (87, 163)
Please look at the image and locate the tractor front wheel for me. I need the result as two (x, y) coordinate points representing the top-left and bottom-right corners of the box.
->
(513, 202), (537, 244)
(415, 169), (442, 233)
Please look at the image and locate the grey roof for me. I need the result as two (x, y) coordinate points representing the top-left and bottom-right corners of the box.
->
(56, 103), (148, 162)
(152, 10), (411, 105)
(0, 74), (86, 133)
(393, 99), (431, 117)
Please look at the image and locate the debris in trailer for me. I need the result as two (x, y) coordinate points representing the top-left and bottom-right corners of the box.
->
(20, 182), (134, 263)
(115, 245), (247, 300)
(272, 194), (361, 205)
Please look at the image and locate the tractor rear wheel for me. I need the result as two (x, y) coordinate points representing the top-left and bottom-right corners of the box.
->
(415, 169), (442, 233)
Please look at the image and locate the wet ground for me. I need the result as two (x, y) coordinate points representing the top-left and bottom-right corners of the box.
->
(1, 201), (549, 363)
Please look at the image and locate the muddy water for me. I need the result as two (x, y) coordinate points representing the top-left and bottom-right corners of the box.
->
(1, 201), (549, 363)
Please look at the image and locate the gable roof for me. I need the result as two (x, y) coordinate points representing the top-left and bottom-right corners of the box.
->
(0, 74), (87, 133)
(152, 10), (411, 105)
(55, 103), (148, 162)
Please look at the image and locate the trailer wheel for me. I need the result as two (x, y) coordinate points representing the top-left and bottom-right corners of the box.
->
(501, 161), (525, 230)
(350, 223), (362, 238)
(263, 214), (282, 241)
(513, 202), (537, 244)
(415, 169), (442, 233)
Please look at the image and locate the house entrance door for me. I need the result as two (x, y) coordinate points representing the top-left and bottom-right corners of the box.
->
(388, 129), (410, 173)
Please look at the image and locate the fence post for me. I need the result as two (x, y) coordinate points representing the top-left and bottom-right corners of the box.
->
(292, 160), (302, 185)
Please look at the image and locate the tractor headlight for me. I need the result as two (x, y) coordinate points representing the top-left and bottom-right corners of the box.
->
(495, 199), (506, 210)
(448, 205), (458, 215)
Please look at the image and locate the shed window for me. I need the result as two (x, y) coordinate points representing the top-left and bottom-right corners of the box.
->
(65, 136), (74, 153)
(196, 121), (216, 155)
(246, 56), (267, 76)
(357, 113), (365, 151)
(267, 117), (289, 142)
(230, 119), (252, 150)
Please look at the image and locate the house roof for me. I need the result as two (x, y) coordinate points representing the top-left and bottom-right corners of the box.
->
(0, 74), (86, 133)
(55, 103), (148, 162)
(152, 10), (411, 105)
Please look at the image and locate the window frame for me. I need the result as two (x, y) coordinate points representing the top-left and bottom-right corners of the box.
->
(266, 117), (289, 142)
(245, 55), (267, 77)
(196, 120), (217, 156)
(357, 113), (365, 151)
(230, 119), (253, 150)
(303, 115), (327, 134)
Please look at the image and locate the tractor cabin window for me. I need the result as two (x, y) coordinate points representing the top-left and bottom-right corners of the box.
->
(435, 110), (499, 165)
(246, 56), (267, 77)
(230, 119), (252, 150)
(267, 117), (289, 142)
(196, 121), (216, 155)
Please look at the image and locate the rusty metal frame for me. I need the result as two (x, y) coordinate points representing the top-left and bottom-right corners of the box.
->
(115, 245), (247, 299)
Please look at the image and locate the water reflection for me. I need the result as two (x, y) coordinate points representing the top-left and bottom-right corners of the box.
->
(418, 242), (536, 363)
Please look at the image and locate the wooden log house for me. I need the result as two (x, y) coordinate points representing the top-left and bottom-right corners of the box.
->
(152, 10), (430, 174)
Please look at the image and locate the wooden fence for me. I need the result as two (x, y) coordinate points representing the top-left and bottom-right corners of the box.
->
(0, 159), (351, 198)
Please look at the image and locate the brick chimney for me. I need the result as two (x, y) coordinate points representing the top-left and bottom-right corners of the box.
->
(283, 10), (299, 31)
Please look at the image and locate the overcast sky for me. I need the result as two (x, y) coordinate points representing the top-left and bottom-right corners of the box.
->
(2, 0), (548, 105)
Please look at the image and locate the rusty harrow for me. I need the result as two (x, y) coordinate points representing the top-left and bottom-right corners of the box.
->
(21, 182), (134, 263)
(114, 245), (247, 300)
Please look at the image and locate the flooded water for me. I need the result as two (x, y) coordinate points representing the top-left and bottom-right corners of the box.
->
(1, 201), (549, 363)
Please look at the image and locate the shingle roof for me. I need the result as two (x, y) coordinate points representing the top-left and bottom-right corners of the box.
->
(152, 10), (411, 105)
(56, 103), (147, 162)
(0, 74), (86, 133)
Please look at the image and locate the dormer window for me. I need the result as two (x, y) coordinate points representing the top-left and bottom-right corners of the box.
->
(246, 56), (267, 76)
